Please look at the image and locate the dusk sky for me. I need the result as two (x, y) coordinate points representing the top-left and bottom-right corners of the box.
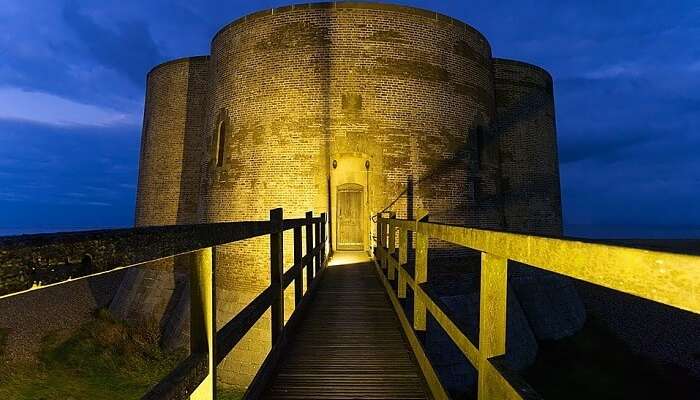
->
(0, 0), (698, 238)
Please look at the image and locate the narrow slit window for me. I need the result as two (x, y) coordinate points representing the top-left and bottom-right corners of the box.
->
(216, 120), (226, 167)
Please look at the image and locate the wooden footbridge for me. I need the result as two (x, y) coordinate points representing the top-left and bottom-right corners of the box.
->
(1, 209), (699, 399)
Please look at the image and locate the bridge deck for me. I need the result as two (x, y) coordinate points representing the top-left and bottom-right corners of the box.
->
(261, 254), (428, 399)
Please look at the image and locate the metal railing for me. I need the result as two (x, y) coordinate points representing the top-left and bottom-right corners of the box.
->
(374, 211), (700, 400)
(0, 209), (329, 400)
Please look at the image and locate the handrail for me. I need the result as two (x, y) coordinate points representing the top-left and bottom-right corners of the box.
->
(0, 209), (329, 400)
(374, 212), (700, 400)
(0, 217), (318, 298)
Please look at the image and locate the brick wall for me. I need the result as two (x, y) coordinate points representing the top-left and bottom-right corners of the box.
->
(197, 3), (505, 387)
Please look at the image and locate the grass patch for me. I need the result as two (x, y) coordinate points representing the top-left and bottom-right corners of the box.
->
(524, 317), (700, 400)
(217, 386), (245, 400)
(0, 309), (186, 400)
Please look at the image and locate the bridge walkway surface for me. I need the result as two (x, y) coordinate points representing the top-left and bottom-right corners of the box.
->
(261, 252), (429, 399)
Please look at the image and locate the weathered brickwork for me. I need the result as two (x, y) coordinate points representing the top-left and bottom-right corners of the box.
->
(493, 58), (562, 236)
(134, 56), (209, 227)
(111, 57), (209, 348)
(112, 2), (579, 391)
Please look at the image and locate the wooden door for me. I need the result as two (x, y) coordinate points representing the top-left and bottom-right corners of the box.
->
(337, 187), (363, 250)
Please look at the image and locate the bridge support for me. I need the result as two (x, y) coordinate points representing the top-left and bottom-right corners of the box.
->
(397, 227), (408, 299)
(270, 208), (284, 347)
(305, 211), (314, 290)
(413, 209), (429, 332)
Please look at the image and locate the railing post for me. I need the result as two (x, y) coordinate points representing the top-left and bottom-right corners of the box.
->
(294, 225), (303, 306)
(270, 208), (284, 347)
(397, 227), (408, 299)
(320, 213), (326, 266)
(190, 247), (215, 400)
(305, 211), (314, 289)
(477, 252), (508, 400)
(314, 216), (321, 275)
(378, 217), (383, 268)
(380, 217), (388, 272)
(413, 209), (429, 331)
(387, 220), (396, 281)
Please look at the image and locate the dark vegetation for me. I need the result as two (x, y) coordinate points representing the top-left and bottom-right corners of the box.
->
(524, 317), (700, 400)
(0, 309), (240, 399)
(0, 309), (184, 399)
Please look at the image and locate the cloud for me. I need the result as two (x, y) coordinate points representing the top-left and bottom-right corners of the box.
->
(0, 86), (136, 127)
(62, 3), (162, 86)
(583, 63), (642, 79)
(558, 129), (656, 164)
(84, 201), (112, 207)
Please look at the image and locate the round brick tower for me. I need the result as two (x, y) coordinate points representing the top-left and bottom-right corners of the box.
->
(114, 2), (587, 392)
(197, 3), (502, 387)
(493, 58), (585, 340)
(110, 56), (209, 348)
(493, 58), (562, 235)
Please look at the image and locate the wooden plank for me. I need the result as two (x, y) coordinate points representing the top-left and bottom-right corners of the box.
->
(260, 260), (429, 400)
(413, 225), (428, 331)
(270, 208), (284, 347)
(294, 226), (303, 305)
(305, 212), (314, 288)
(387, 222), (396, 281)
(314, 221), (321, 275)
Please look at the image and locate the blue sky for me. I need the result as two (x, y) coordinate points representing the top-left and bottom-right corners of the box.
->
(0, 0), (698, 238)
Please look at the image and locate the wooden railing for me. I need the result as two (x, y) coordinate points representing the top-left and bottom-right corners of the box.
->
(0, 209), (329, 400)
(374, 211), (700, 400)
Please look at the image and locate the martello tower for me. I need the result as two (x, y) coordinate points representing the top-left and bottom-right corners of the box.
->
(111, 2), (579, 390)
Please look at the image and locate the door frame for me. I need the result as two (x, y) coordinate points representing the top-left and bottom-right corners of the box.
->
(329, 152), (371, 253)
(336, 183), (364, 251)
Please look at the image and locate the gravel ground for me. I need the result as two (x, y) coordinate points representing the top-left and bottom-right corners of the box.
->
(0, 271), (124, 362)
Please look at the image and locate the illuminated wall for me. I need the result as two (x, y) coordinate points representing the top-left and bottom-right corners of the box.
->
(195, 3), (507, 387)
(116, 2), (575, 390)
